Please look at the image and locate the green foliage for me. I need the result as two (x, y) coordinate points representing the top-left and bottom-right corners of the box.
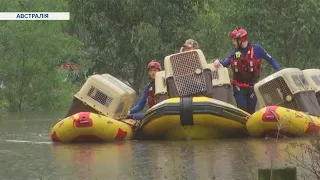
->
(1, 0), (319, 111)
(0, 0), (83, 111)
(69, 0), (222, 92)
(220, 0), (320, 78)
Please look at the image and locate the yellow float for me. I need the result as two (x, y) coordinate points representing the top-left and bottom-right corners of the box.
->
(50, 74), (137, 143)
(51, 49), (320, 141)
(246, 68), (320, 137)
(50, 112), (135, 142)
(246, 106), (320, 137)
(137, 50), (250, 140)
(138, 96), (249, 140)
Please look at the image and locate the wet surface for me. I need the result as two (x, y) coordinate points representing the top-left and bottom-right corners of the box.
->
(0, 112), (314, 180)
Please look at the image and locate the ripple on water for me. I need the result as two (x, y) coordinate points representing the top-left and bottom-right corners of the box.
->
(0, 112), (316, 179)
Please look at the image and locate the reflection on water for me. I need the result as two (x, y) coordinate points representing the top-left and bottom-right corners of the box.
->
(0, 112), (315, 179)
(48, 139), (311, 180)
(51, 142), (135, 180)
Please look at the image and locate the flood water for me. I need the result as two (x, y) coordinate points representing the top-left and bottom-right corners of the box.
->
(0, 111), (315, 180)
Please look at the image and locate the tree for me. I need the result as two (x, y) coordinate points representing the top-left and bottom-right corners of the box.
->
(220, 0), (320, 77)
(0, 0), (82, 111)
(69, 0), (222, 92)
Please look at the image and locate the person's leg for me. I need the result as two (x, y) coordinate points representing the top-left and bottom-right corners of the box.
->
(232, 85), (248, 112)
(132, 113), (145, 120)
(246, 86), (257, 114)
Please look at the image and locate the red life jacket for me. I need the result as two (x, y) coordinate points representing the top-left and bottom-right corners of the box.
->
(146, 82), (156, 108)
(230, 44), (261, 84)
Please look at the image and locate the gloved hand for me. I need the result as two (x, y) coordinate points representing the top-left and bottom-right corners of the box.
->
(213, 59), (222, 68)
(126, 114), (134, 119)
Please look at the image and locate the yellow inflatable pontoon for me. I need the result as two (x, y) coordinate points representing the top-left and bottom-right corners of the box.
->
(137, 49), (250, 140)
(139, 96), (250, 140)
(50, 112), (135, 142)
(246, 68), (320, 137)
(246, 106), (320, 137)
(50, 73), (138, 143)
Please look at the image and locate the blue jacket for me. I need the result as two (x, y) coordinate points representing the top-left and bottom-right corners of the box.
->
(130, 82), (155, 114)
(220, 43), (281, 71)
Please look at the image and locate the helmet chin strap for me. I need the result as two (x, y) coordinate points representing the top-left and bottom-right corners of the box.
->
(236, 39), (243, 50)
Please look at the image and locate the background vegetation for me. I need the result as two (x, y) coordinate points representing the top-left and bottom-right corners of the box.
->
(0, 0), (319, 111)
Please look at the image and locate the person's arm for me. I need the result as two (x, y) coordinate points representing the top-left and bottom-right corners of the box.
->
(220, 49), (235, 68)
(255, 44), (281, 71)
(129, 85), (148, 114)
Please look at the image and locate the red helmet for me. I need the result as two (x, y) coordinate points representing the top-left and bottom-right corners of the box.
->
(147, 60), (161, 70)
(230, 27), (248, 41)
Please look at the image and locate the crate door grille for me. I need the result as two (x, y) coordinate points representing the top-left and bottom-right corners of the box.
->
(169, 51), (207, 96)
(258, 77), (298, 110)
(87, 86), (113, 107)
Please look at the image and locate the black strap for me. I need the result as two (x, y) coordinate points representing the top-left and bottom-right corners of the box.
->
(179, 97), (194, 125)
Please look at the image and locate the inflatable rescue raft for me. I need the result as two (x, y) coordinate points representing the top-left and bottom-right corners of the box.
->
(246, 106), (320, 137)
(50, 73), (138, 143)
(138, 96), (250, 140)
(246, 68), (320, 137)
(136, 50), (251, 140)
(50, 112), (135, 143)
(137, 51), (320, 139)
(51, 49), (320, 142)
